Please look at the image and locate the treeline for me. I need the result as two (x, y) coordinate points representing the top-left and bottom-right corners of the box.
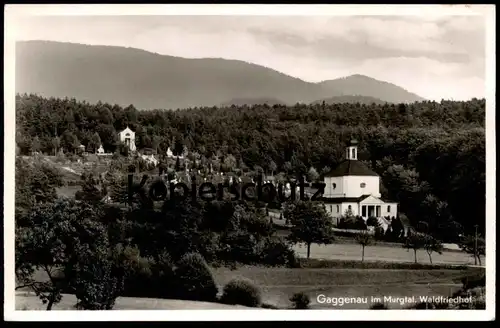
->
(15, 94), (486, 237)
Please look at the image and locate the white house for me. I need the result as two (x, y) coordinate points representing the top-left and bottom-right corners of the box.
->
(322, 140), (398, 228)
(97, 145), (105, 154)
(118, 126), (137, 152)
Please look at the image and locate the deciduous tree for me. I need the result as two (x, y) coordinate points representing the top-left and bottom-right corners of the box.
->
(403, 232), (426, 264)
(423, 235), (443, 264)
(355, 230), (373, 262)
(284, 201), (334, 258)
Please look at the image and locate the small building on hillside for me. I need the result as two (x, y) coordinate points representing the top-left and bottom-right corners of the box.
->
(118, 126), (137, 152)
(322, 140), (398, 228)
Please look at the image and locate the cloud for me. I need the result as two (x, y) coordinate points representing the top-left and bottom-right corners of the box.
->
(13, 14), (486, 100)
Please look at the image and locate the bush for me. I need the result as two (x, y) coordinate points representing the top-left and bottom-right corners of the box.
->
(374, 226), (385, 240)
(114, 245), (155, 298)
(197, 232), (222, 264)
(366, 216), (380, 228)
(258, 237), (297, 267)
(220, 278), (262, 308)
(290, 292), (310, 309)
(150, 251), (176, 299)
(218, 231), (260, 264)
(72, 252), (124, 310)
(338, 216), (367, 230)
(174, 253), (218, 302)
(461, 273), (485, 290)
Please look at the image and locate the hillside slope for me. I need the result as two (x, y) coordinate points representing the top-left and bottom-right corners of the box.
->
(16, 41), (425, 109)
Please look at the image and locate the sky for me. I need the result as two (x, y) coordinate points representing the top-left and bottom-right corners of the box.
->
(13, 13), (487, 101)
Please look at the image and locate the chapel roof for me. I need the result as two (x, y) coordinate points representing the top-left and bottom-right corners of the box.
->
(321, 195), (371, 204)
(324, 160), (379, 178)
(321, 194), (397, 204)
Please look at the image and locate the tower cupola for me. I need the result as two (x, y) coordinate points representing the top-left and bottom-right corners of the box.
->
(346, 139), (358, 160)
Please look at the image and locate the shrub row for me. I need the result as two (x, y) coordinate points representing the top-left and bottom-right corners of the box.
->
(118, 249), (318, 309)
(119, 250), (264, 308)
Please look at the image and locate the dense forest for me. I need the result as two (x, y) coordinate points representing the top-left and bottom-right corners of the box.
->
(15, 94), (486, 238)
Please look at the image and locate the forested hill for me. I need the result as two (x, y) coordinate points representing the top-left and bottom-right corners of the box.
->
(16, 41), (425, 109)
(15, 94), (485, 237)
(316, 74), (425, 104)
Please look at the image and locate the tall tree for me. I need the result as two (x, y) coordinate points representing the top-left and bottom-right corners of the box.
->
(459, 235), (485, 266)
(423, 235), (443, 264)
(403, 232), (426, 264)
(284, 201), (334, 258)
(88, 132), (102, 153)
(15, 199), (110, 310)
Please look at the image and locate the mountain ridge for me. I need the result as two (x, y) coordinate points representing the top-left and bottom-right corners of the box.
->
(311, 95), (390, 106)
(15, 40), (426, 109)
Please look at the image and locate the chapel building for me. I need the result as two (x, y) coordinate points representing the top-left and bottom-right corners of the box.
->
(322, 140), (398, 223)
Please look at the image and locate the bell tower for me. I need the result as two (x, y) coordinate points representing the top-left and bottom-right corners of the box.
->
(346, 139), (358, 160)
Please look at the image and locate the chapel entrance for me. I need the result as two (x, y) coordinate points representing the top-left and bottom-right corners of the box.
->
(362, 205), (381, 218)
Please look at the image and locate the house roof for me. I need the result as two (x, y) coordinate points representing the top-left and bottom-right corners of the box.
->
(324, 160), (378, 177)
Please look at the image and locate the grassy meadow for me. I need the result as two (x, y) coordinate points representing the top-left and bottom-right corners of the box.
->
(18, 263), (483, 310)
(212, 266), (482, 309)
(292, 243), (475, 265)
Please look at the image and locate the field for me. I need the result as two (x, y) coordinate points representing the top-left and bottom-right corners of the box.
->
(214, 266), (480, 309)
(292, 244), (475, 265)
(17, 263), (483, 310)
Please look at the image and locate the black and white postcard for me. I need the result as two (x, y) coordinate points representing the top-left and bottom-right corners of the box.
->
(3, 4), (496, 322)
